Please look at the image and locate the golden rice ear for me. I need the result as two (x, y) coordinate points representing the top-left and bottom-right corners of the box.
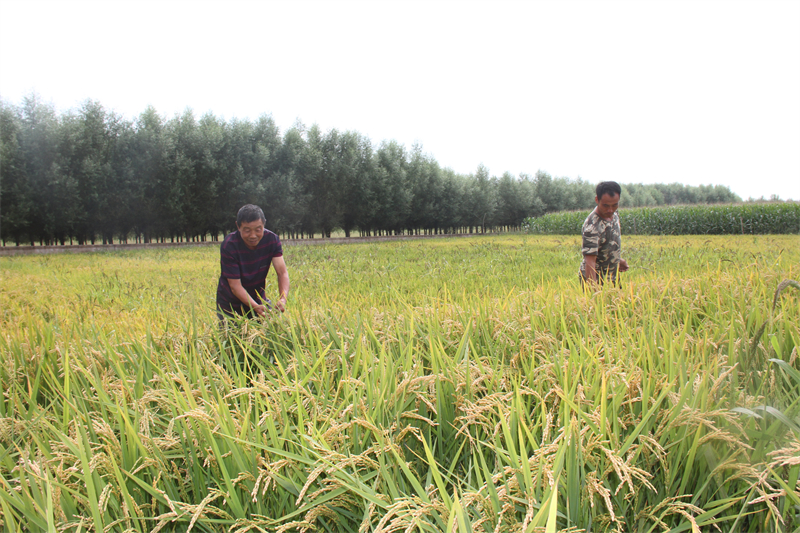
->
(772, 279), (800, 312)
(752, 279), (800, 354)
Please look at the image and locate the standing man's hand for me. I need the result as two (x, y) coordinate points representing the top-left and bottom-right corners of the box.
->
(274, 295), (287, 313)
(253, 304), (268, 317)
(619, 258), (629, 272)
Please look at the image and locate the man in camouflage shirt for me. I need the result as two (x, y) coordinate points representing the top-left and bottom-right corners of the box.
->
(579, 181), (629, 287)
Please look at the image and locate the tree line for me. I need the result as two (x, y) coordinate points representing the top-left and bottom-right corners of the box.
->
(0, 95), (742, 246)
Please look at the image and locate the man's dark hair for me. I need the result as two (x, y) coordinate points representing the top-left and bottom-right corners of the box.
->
(237, 204), (266, 226)
(596, 181), (622, 199)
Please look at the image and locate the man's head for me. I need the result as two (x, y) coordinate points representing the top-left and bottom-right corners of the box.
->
(236, 204), (266, 250)
(237, 204), (266, 226)
(594, 181), (621, 220)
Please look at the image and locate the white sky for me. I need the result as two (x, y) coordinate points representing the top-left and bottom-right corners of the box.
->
(1, 0), (798, 200)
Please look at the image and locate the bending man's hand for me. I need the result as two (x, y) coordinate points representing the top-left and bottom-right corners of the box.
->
(619, 258), (629, 272)
(271, 256), (290, 313)
(228, 277), (269, 317)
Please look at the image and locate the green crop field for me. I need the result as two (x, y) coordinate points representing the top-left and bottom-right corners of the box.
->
(1, 235), (799, 532)
(525, 202), (800, 236)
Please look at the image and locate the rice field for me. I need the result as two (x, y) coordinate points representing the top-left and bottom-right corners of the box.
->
(1, 235), (799, 532)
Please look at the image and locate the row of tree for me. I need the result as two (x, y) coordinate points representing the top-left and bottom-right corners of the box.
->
(0, 95), (742, 245)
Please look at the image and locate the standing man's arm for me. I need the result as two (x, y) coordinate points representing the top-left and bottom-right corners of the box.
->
(584, 254), (599, 283)
(228, 278), (268, 317)
(271, 256), (290, 312)
(582, 216), (600, 285)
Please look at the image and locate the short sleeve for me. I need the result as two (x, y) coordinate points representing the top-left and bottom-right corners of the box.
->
(220, 239), (241, 280)
(582, 220), (600, 256)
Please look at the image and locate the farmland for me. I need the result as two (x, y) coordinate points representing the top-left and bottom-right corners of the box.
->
(1, 235), (799, 532)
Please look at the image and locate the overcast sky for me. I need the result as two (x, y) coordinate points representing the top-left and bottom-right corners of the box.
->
(1, 0), (798, 200)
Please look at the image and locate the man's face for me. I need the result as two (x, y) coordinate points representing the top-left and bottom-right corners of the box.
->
(238, 219), (264, 250)
(595, 193), (620, 220)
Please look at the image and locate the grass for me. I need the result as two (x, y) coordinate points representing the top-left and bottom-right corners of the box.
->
(1, 235), (799, 532)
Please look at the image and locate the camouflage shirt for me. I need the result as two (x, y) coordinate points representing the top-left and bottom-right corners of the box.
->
(579, 210), (622, 281)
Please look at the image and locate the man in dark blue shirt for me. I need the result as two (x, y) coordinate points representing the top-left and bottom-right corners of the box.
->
(216, 205), (290, 319)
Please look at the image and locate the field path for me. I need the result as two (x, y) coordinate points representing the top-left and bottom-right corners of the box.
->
(0, 232), (485, 256)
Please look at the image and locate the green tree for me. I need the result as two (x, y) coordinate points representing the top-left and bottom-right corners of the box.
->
(104, 119), (136, 243)
(495, 172), (530, 230)
(571, 178), (596, 209)
(303, 125), (339, 237)
(374, 140), (410, 235)
(18, 94), (61, 244)
(407, 145), (444, 234)
(238, 115), (282, 235)
(188, 112), (228, 240)
(130, 106), (166, 242)
(464, 164), (496, 233)
(274, 124), (311, 237)
(438, 169), (466, 233)
(160, 109), (201, 241)
(46, 161), (83, 244)
(333, 130), (375, 238)
(56, 100), (123, 244)
(0, 100), (32, 245)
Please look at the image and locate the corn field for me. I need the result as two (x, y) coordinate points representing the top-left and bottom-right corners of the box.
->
(1, 235), (799, 532)
(524, 203), (800, 236)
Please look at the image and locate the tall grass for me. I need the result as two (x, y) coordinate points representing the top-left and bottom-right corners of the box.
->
(1, 236), (798, 531)
(524, 202), (800, 235)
